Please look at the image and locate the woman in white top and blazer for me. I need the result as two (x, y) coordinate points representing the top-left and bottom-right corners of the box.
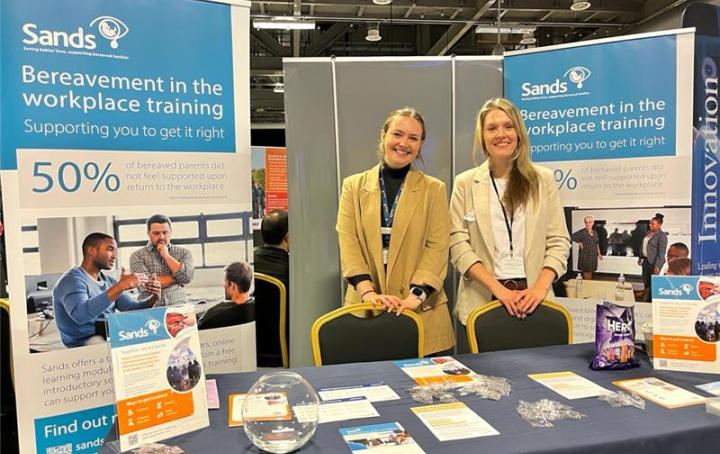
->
(449, 98), (571, 325)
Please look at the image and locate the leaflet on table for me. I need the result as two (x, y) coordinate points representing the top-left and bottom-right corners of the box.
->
(696, 381), (720, 396)
(528, 371), (609, 400)
(107, 305), (209, 451)
(651, 276), (720, 374)
(339, 422), (425, 453)
(394, 357), (476, 385)
(206, 379), (220, 410)
(228, 393), (247, 427)
(295, 396), (380, 424)
(613, 377), (706, 409)
(318, 383), (401, 402)
(228, 391), (293, 427)
(411, 402), (499, 442)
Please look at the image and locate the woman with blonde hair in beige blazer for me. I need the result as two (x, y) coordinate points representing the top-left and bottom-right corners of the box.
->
(336, 107), (455, 355)
(450, 98), (570, 325)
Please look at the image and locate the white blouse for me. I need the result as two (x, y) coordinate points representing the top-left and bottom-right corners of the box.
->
(489, 177), (527, 279)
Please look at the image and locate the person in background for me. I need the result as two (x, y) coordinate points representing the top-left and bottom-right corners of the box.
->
(638, 213), (668, 300)
(199, 261), (255, 330)
(660, 242), (689, 275)
(609, 228), (624, 256)
(594, 221), (608, 256)
(254, 209), (289, 292)
(130, 214), (194, 306)
(666, 257), (691, 276)
(571, 216), (602, 280)
(252, 180), (266, 218)
(336, 106), (455, 355)
(53, 233), (160, 348)
(450, 97), (570, 324)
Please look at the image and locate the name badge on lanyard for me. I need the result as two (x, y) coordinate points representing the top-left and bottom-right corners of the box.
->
(491, 171), (525, 275)
(498, 255), (525, 276)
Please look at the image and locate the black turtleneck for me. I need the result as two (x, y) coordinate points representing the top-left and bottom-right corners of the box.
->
(381, 162), (411, 213)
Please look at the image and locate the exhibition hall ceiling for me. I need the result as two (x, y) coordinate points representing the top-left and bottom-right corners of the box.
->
(249, 0), (687, 124)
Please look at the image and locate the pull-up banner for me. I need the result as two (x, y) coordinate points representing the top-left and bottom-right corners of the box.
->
(0, 1), (251, 453)
(1, 0), (242, 170)
(684, 3), (720, 276)
(504, 30), (694, 209)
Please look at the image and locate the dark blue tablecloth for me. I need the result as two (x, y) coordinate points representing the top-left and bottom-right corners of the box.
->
(103, 344), (720, 453)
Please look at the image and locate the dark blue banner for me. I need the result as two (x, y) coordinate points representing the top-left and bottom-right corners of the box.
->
(685, 3), (720, 276)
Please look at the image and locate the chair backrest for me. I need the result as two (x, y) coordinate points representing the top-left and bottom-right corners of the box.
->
(311, 303), (424, 366)
(253, 273), (288, 368)
(0, 299), (14, 393)
(466, 301), (573, 354)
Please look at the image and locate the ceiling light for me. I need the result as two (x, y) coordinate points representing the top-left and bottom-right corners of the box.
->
(366, 25), (381, 42)
(273, 84), (284, 93)
(570, 0), (592, 11)
(475, 26), (534, 34)
(253, 18), (316, 30)
(372, 0), (393, 4)
(519, 32), (536, 45)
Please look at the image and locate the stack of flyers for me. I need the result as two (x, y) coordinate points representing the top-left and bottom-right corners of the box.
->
(395, 357), (476, 386)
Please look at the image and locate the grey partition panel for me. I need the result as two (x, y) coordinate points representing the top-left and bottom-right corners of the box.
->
(454, 57), (503, 176)
(283, 60), (339, 367)
(334, 59), (453, 185)
(453, 57), (504, 353)
(283, 57), (503, 364)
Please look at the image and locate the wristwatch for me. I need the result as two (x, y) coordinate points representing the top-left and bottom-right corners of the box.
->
(410, 286), (427, 303)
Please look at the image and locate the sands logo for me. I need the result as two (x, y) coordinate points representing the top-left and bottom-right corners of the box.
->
(22, 23), (97, 49)
(657, 284), (694, 297)
(118, 318), (160, 341)
(563, 66), (591, 89)
(145, 319), (161, 334)
(89, 16), (129, 49)
(521, 66), (591, 99)
(118, 327), (149, 341)
(21, 16), (128, 50)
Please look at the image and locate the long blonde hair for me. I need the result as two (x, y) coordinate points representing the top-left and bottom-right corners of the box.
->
(376, 107), (426, 163)
(474, 98), (539, 217)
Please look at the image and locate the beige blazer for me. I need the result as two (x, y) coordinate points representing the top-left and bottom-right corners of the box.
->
(336, 164), (455, 354)
(449, 162), (570, 325)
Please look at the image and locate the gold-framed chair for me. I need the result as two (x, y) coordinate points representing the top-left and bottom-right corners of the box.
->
(310, 303), (424, 366)
(0, 298), (14, 391)
(253, 273), (288, 368)
(466, 300), (573, 354)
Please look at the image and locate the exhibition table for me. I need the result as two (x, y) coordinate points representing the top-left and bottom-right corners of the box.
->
(102, 344), (720, 454)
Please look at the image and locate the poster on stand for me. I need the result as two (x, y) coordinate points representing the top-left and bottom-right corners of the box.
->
(503, 29), (694, 288)
(505, 29), (694, 209)
(0, 1), (251, 452)
(106, 305), (209, 451)
(651, 275), (720, 374)
(250, 146), (287, 230)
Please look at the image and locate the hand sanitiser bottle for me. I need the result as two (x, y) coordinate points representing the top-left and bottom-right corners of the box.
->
(615, 273), (626, 301)
(576, 273), (583, 297)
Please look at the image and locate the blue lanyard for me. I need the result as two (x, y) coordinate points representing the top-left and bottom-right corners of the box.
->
(379, 169), (405, 245)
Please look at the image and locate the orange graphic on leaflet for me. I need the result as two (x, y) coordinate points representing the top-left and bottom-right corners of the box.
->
(117, 389), (194, 435)
(413, 375), (474, 386)
(653, 335), (716, 362)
